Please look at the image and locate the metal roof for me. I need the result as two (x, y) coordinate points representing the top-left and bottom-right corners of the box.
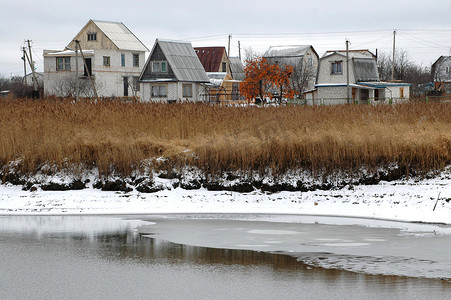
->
(264, 45), (311, 58)
(153, 40), (209, 83)
(229, 57), (245, 81)
(91, 20), (148, 52)
(194, 47), (226, 72)
(353, 58), (379, 82)
(322, 50), (375, 59)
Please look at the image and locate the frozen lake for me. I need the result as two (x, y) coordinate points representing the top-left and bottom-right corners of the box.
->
(0, 215), (449, 299)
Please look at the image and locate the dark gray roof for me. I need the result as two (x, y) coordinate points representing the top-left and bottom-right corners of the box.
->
(156, 39), (209, 83)
(229, 57), (245, 81)
(353, 58), (379, 82)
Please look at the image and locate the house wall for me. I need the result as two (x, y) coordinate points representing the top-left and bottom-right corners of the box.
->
(385, 85), (410, 102)
(304, 48), (319, 91)
(43, 49), (144, 98)
(317, 53), (356, 85)
(140, 82), (203, 103)
(316, 86), (348, 105)
(432, 56), (451, 83)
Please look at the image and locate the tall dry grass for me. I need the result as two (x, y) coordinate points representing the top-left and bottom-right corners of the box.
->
(1, 97), (451, 178)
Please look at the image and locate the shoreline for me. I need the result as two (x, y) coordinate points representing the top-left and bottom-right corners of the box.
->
(1, 175), (450, 224)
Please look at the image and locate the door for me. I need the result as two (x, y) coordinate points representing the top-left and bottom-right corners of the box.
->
(123, 77), (129, 97)
(83, 58), (92, 77)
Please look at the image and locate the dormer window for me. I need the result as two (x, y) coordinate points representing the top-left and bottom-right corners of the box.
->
(87, 32), (97, 41)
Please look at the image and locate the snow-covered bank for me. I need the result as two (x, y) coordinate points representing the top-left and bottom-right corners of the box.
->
(1, 175), (450, 224)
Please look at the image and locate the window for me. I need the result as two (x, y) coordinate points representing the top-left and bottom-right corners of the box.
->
(56, 57), (71, 71)
(133, 76), (140, 91)
(182, 84), (192, 97)
(152, 61), (167, 73)
(133, 54), (139, 67)
(152, 62), (160, 73)
(121, 54), (125, 67)
(151, 85), (167, 97)
(103, 56), (110, 66)
(446, 67), (451, 73)
(331, 61), (343, 74)
(307, 57), (313, 67)
(222, 62), (227, 72)
(87, 33), (97, 41)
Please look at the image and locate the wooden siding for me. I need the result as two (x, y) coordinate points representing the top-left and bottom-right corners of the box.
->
(141, 43), (176, 80)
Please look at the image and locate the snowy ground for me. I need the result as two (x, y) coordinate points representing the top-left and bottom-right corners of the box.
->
(1, 175), (450, 225)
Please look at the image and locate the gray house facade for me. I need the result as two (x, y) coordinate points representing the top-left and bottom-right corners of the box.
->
(139, 39), (210, 102)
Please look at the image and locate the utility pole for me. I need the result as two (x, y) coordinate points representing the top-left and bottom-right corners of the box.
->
(392, 30), (396, 81)
(227, 34), (231, 74)
(238, 41), (241, 60)
(26, 40), (39, 97)
(21, 47), (27, 86)
(74, 40), (79, 102)
(346, 39), (350, 104)
(76, 40), (98, 99)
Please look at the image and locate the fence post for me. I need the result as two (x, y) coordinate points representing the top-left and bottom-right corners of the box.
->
(425, 96), (429, 104)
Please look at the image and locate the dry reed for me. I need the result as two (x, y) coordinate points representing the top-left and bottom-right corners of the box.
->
(1, 97), (451, 178)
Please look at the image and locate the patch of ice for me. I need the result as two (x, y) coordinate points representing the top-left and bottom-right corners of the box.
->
(247, 229), (303, 235)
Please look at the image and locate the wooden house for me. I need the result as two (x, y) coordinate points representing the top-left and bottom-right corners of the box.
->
(139, 39), (210, 102)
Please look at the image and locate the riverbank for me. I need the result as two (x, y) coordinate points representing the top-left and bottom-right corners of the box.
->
(1, 172), (450, 224)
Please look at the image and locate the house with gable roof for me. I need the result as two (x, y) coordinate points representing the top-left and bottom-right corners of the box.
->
(263, 45), (319, 96)
(139, 39), (210, 102)
(431, 56), (451, 94)
(306, 49), (410, 105)
(193, 46), (245, 102)
(43, 19), (148, 98)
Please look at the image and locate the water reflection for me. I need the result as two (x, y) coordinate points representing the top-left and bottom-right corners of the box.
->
(1, 215), (450, 300)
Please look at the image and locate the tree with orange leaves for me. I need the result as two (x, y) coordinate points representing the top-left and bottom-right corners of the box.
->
(240, 57), (295, 104)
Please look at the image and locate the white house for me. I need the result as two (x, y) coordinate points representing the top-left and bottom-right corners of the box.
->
(139, 39), (210, 103)
(263, 45), (319, 95)
(43, 20), (148, 98)
(431, 56), (451, 94)
(306, 50), (410, 105)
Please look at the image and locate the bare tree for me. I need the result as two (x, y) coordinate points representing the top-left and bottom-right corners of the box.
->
(52, 74), (104, 98)
(243, 47), (262, 64)
(289, 59), (315, 98)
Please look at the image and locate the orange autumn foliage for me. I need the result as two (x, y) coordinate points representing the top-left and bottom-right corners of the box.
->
(240, 57), (295, 102)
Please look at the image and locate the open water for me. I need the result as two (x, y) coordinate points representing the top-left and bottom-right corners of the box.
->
(0, 215), (449, 299)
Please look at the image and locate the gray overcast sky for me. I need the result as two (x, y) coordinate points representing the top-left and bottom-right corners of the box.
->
(2, 0), (451, 77)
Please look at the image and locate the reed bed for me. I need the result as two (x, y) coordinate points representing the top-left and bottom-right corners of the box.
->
(1, 96), (451, 178)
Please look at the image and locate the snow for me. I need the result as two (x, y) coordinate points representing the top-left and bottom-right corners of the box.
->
(1, 174), (450, 225)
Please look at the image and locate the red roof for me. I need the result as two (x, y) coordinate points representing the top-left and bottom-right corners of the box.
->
(194, 47), (226, 72)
